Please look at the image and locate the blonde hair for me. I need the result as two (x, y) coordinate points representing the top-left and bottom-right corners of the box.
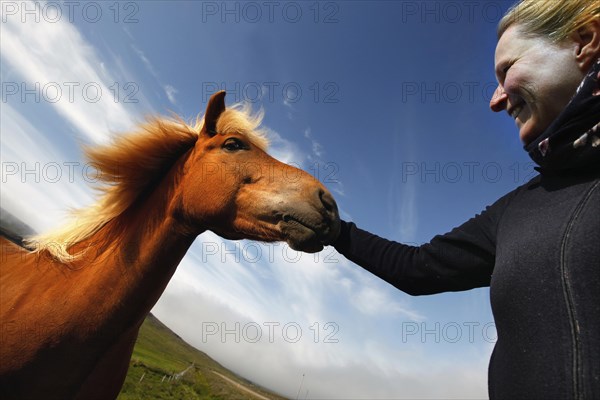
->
(26, 103), (268, 262)
(498, 0), (600, 42)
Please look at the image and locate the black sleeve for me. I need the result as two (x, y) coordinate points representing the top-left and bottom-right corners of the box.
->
(333, 190), (518, 295)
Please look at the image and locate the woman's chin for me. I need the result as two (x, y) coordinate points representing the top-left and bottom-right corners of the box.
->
(518, 121), (542, 146)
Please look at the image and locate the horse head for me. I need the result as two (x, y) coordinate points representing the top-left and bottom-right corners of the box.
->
(178, 91), (340, 253)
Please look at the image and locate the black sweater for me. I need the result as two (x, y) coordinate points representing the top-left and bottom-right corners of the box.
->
(334, 168), (600, 399)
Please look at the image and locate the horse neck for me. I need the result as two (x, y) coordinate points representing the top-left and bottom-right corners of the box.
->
(76, 151), (200, 328)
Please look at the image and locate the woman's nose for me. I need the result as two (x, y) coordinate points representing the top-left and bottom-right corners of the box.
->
(490, 84), (508, 112)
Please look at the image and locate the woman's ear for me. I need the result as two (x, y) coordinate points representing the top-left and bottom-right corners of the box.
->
(572, 18), (600, 71)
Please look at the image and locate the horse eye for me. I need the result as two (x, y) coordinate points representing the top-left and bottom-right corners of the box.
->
(222, 138), (247, 152)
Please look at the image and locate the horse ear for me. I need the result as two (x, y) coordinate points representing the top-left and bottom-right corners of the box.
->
(202, 90), (226, 137)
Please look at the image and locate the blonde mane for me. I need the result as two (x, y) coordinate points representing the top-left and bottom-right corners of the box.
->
(26, 103), (268, 262)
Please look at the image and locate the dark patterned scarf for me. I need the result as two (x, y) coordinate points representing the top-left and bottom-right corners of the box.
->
(526, 58), (600, 171)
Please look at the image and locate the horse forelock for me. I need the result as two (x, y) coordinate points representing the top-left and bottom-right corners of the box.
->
(25, 103), (270, 261)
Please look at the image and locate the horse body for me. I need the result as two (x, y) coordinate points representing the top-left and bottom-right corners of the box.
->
(0, 91), (340, 399)
(0, 200), (194, 399)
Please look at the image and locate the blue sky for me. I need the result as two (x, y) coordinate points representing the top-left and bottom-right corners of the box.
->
(1, 1), (533, 398)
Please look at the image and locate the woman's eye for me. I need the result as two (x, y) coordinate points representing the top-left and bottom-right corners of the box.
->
(223, 138), (247, 151)
(502, 61), (515, 76)
(497, 63), (512, 85)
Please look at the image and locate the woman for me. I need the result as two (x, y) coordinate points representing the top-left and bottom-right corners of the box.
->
(332, 1), (600, 398)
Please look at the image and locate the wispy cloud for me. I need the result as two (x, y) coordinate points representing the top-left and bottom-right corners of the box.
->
(1, 103), (94, 232)
(164, 84), (178, 105)
(303, 127), (345, 197)
(1, 7), (136, 145)
(0, 0), (147, 232)
(131, 44), (159, 78)
(263, 127), (305, 166)
(131, 44), (178, 106)
(154, 250), (488, 399)
(389, 106), (419, 243)
(396, 173), (418, 242)
(350, 284), (424, 320)
(304, 127), (324, 158)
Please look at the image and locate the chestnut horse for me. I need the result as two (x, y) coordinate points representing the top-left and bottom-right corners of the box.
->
(0, 91), (340, 399)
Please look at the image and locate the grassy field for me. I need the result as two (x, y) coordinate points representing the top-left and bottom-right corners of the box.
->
(117, 314), (286, 400)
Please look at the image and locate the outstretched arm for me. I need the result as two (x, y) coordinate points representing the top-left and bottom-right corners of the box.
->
(333, 190), (518, 295)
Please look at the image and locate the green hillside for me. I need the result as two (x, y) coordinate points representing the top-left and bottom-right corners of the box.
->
(117, 314), (286, 400)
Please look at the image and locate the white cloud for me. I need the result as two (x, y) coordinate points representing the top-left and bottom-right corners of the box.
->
(131, 44), (178, 106)
(397, 175), (418, 242)
(302, 127), (346, 197)
(283, 97), (295, 110)
(304, 127), (324, 158)
(0, 103), (94, 232)
(389, 108), (420, 243)
(149, 229), (489, 399)
(153, 259), (489, 399)
(350, 285), (425, 320)
(263, 127), (305, 166)
(164, 84), (178, 105)
(131, 44), (159, 78)
(1, 5), (137, 145)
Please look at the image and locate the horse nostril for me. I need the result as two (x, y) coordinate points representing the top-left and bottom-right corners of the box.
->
(318, 189), (337, 214)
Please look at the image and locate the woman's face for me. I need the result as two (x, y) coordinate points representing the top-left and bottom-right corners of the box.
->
(490, 25), (585, 145)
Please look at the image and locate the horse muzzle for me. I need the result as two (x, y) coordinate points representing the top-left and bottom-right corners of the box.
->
(280, 188), (340, 253)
